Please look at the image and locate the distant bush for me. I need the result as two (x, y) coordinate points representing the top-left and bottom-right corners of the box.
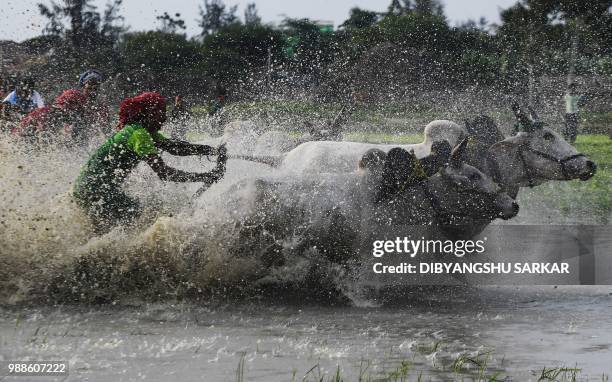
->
(201, 24), (284, 83)
(119, 31), (201, 74)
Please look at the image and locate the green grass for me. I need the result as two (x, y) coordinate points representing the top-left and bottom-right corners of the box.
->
(234, 351), (609, 382)
(343, 132), (423, 144)
(190, 99), (456, 132)
(582, 111), (612, 135)
(190, 99), (612, 135)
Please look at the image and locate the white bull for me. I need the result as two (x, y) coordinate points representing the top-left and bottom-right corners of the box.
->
(265, 119), (595, 200)
(464, 118), (597, 198)
(279, 120), (465, 173)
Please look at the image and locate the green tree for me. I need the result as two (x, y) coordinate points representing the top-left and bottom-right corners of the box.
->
(387, 0), (411, 16)
(156, 12), (186, 33)
(120, 31), (200, 72)
(413, 0), (444, 17)
(353, 13), (452, 55)
(38, 0), (124, 50)
(244, 3), (261, 25)
(36, 0), (125, 80)
(496, 0), (611, 96)
(281, 18), (339, 76)
(200, 23), (284, 82)
(340, 8), (380, 30)
(198, 0), (239, 36)
(453, 22), (501, 86)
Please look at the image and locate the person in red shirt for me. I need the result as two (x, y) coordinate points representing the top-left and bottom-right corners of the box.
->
(13, 89), (87, 143)
(15, 70), (110, 143)
(77, 69), (111, 134)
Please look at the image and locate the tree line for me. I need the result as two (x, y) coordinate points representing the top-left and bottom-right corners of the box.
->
(12, 0), (612, 102)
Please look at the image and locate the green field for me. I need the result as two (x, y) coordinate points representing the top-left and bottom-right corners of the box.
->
(343, 132), (423, 144)
(193, 100), (612, 135)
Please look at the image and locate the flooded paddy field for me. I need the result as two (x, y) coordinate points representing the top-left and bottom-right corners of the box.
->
(1, 127), (610, 381)
(1, 286), (611, 381)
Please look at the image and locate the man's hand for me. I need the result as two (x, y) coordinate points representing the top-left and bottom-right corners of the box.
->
(217, 143), (227, 160)
(207, 144), (226, 182)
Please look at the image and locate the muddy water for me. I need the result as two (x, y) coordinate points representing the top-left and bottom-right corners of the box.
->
(1, 125), (610, 381)
(1, 286), (611, 381)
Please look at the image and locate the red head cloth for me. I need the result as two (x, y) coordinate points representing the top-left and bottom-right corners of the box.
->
(53, 89), (87, 111)
(118, 92), (166, 129)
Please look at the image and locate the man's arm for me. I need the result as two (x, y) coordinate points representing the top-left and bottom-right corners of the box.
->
(156, 139), (218, 156)
(145, 154), (225, 184)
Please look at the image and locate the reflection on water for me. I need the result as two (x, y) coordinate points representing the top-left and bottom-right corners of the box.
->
(1, 286), (611, 381)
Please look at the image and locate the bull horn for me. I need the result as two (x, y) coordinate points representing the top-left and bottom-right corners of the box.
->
(527, 106), (540, 122)
(449, 137), (469, 168)
(527, 106), (544, 130)
(511, 103), (536, 133)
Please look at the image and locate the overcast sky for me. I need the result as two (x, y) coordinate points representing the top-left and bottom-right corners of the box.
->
(1, 0), (518, 42)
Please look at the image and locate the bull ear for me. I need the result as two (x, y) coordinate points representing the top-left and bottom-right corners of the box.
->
(511, 102), (535, 132)
(488, 135), (523, 161)
(449, 137), (468, 168)
(527, 106), (539, 122)
(527, 107), (544, 130)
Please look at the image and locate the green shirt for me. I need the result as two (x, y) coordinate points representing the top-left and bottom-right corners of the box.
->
(565, 94), (580, 114)
(74, 124), (166, 198)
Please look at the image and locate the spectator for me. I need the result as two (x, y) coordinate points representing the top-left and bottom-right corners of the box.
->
(564, 83), (586, 144)
(2, 77), (45, 116)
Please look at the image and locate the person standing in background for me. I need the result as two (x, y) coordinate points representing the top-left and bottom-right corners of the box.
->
(2, 77), (45, 117)
(209, 85), (227, 117)
(208, 84), (227, 136)
(169, 95), (191, 139)
(77, 69), (111, 135)
(564, 82), (585, 144)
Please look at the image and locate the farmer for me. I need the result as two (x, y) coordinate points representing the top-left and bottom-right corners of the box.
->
(73, 92), (228, 233)
(420, 140), (452, 177)
(2, 77), (45, 116)
(208, 85), (227, 117)
(57, 69), (110, 138)
(15, 69), (110, 143)
(208, 85), (228, 136)
(170, 95), (190, 122)
(80, 69), (110, 127)
(13, 89), (87, 143)
(169, 95), (191, 139)
(511, 101), (532, 134)
(563, 83), (585, 144)
(376, 148), (427, 203)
